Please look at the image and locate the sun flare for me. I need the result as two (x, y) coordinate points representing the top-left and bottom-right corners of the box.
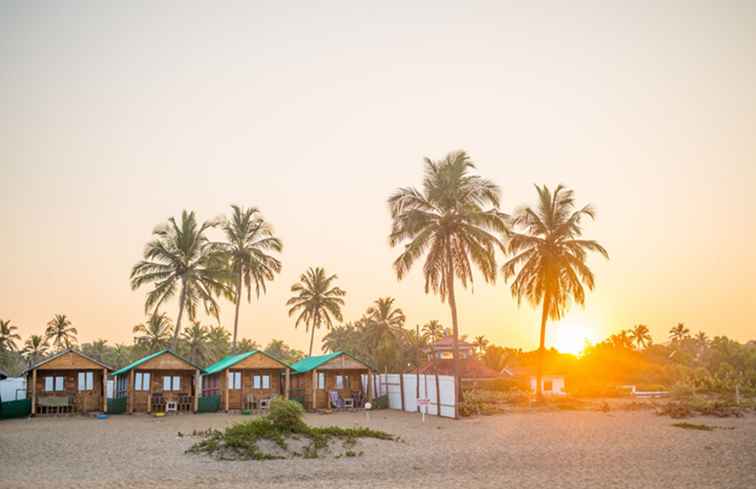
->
(551, 319), (597, 355)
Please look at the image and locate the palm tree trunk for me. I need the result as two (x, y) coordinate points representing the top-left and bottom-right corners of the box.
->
(445, 239), (462, 418)
(172, 281), (187, 351)
(308, 326), (316, 357)
(536, 294), (551, 401)
(232, 269), (243, 348)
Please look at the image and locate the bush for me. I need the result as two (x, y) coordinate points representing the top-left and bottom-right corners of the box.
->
(267, 398), (305, 431)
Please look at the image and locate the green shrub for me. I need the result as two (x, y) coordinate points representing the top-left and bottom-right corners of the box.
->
(267, 398), (305, 431)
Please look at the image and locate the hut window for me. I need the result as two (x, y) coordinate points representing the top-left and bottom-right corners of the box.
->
(163, 375), (181, 391)
(228, 371), (241, 390)
(335, 375), (350, 389)
(134, 372), (151, 391)
(44, 376), (65, 392)
(253, 374), (270, 389)
(317, 372), (325, 390)
(78, 372), (94, 391)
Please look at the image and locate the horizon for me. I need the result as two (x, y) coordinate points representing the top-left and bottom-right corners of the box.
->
(2, 2), (755, 354)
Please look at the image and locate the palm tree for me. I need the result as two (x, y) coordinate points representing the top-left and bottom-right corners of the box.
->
(221, 205), (283, 347)
(388, 151), (509, 407)
(364, 297), (407, 370)
(82, 339), (109, 362)
(181, 321), (210, 365)
(421, 320), (445, 344)
(287, 267), (346, 356)
(668, 323), (690, 343)
(22, 335), (48, 366)
(130, 210), (235, 349)
(630, 324), (652, 350)
(609, 330), (634, 350)
(206, 325), (231, 360)
(695, 330), (709, 347)
(234, 338), (260, 354)
(45, 314), (78, 351)
(0, 319), (21, 352)
(472, 335), (489, 357)
(132, 313), (173, 352)
(502, 185), (608, 399)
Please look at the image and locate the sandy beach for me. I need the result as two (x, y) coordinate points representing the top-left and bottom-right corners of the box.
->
(1, 409), (755, 489)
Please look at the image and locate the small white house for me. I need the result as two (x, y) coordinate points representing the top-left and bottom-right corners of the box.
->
(529, 375), (566, 396)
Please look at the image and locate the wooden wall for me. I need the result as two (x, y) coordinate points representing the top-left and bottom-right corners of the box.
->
(130, 369), (196, 413)
(27, 368), (106, 414)
(293, 369), (367, 410)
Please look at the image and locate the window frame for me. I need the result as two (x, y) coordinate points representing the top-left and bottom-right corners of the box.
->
(317, 372), (325, 390)
(78, 371), (94, 391)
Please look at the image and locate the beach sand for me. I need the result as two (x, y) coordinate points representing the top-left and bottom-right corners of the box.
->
(1, 409), (754, 489)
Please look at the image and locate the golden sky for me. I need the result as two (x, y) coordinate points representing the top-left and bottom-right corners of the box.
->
(1, 2), (754, 353)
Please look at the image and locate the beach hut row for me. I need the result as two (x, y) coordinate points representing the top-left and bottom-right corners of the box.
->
(24, 348), (375, 416)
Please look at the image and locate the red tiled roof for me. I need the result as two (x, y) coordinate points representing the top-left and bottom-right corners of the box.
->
(418, 358), (501, 379)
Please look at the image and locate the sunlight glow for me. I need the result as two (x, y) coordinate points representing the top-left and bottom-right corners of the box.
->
(550, 317), (599, 355)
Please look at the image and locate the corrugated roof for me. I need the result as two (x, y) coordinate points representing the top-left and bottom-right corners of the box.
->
(290, 351), (374, 373)
(111, 349), (200, 377)
(203, 350), (290, 375)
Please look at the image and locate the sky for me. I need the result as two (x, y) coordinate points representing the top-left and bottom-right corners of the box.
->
(1, 1), (754, 355)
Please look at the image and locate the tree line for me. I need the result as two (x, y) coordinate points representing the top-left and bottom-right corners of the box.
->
(2, 150), (612, 401)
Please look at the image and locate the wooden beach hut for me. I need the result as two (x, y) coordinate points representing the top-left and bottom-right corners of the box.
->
(25, 349), (112, 415)
(202, 350), (291, 412)
(111, 349), (202, 414)
(289, 352), (374, 411)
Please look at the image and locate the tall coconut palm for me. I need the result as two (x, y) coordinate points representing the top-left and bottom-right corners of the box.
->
(206, 325), (231, 360)
(389, 151), (509, 407)
(132, 313), (173, 352)
(502, 185), (608, 399)
(630, 324), (652, 350)
(82, 339), (109, 362)
(221, 205), (283, 347)
(181, 321), (210, 365)
(287, 267), (346, 356)
(472, 335), (489, 357)
(364, 297), (407, 370)
(695, 330), (709, 347)
(22, 335), (48, 366)
(668, 323), (690, 343)
(130, 210), (235, 349)
(45, 314), (78, 351)
(0, 319), (21, 352)
(421, 320), (445, 344)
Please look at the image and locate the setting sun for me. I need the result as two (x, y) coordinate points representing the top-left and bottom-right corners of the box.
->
(551, 319), (598, 355)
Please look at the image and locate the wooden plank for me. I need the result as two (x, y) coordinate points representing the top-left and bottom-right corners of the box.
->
(312, 369), (317, 410)
(235, 352), (287, 369)
(367, 372), (373, 402)
(224, 370), (229, 412)
(139, 351), (194, 371)
(31, 369), (37, 415)
(41, 351), (105, 370)
(102, 368), (107, 412)
(318, 354), (369, 370)
(147, 371), (152, 413)
(128, 370), (134, 414)
(194, 370), (200, 413)
(285, 369), (290, 400)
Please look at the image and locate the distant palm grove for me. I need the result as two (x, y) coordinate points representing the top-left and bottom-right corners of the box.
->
(1, 151), (754, 399)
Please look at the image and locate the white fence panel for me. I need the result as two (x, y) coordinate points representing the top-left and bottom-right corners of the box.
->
(377, 373), (456, 418)
(0, 377), (26, 401)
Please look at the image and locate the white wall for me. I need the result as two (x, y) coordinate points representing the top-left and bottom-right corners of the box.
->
(529, 375), (566, 395)
(376, 373), (456, 418)
(0, 377), (26, 402)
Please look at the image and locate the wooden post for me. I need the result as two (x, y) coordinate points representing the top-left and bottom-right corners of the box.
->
(194, 370), (200, 413)
(147, 372), (152, 413)
(399, 371), (405, 411)
(128, 369), (134, 414)
(224, 370), (230, 413)
(239, 370), (244, 410)
(311, 369), (317, 410)
(285, 368), (290, 400)
(102, 368), (108, 413)
(31, 369), (37, 415)
(367, 371), (373, 402)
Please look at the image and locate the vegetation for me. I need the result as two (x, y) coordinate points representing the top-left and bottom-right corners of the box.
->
(220, 205), (283, 347)
(130, 210), (234, 349)
(188, 398), (395, 460)
(388, 151), (509, 404)
(502, 185), (608, 399)
(45, 314), (78, 351)
(287, 267), (346, 356)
